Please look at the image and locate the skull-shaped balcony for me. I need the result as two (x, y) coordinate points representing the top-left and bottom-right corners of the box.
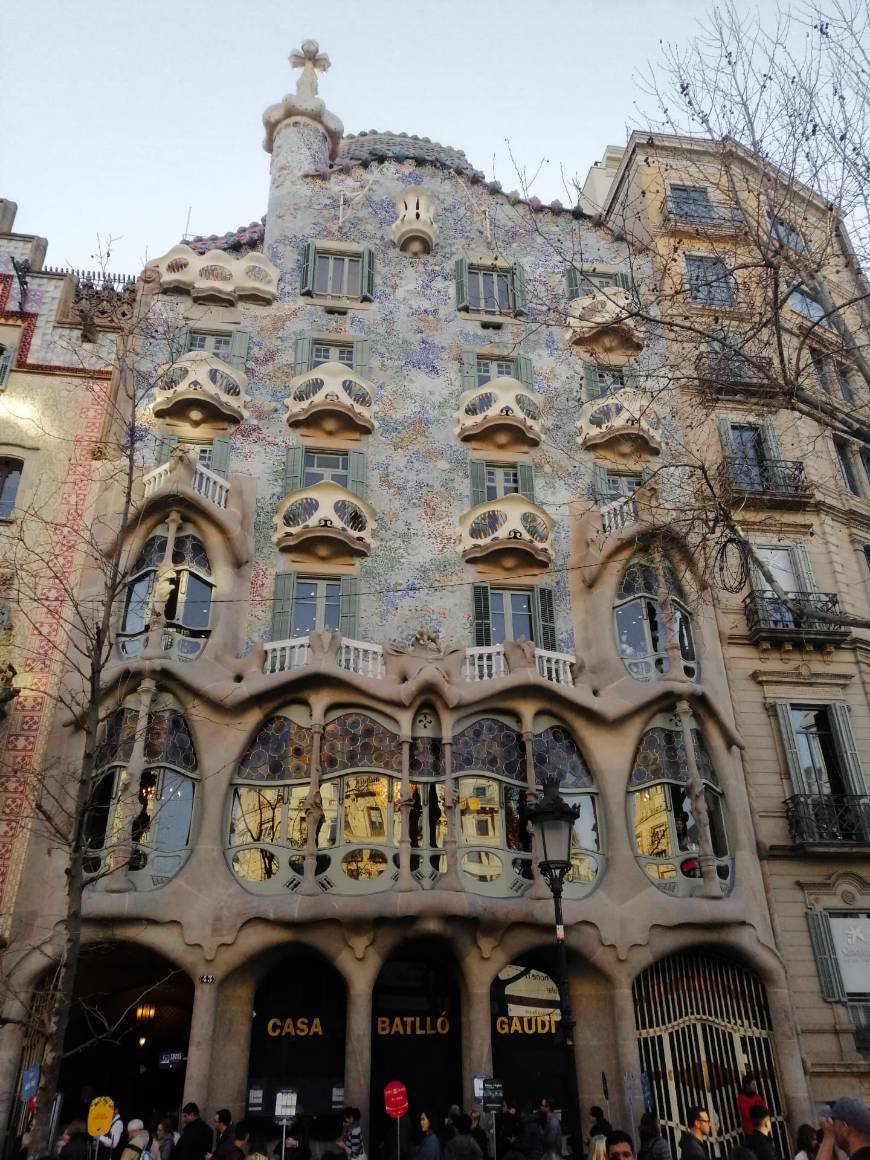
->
(147, 245), (279, 305)
(274, 481), (375, 563)
(391, 188), (438, 256)
(285, 361), (375, 439)
(455, 377), (542, 451)
(567, 288), (643, 357)
(459, 493), (554, 572)
(151, 352), (249, 430)
(577, 388), (662, 456)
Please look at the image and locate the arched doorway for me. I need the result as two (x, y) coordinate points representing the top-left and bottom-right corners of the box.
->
(490, 952), (567, 1110)
(57, 943), (193, 1123)
(633, 951), (787, 1159)
(370, 941), (462, 1154)
(247, 950), (346, 1128)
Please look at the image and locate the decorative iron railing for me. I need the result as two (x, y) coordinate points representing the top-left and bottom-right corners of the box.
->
(743, 590), (848, 637)
(663, 198), (745, 230)
(784, 794), (870, 844)
(720, 457), (811, 497)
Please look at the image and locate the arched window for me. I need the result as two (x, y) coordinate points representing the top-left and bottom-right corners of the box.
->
(0, 457), (23, 519)
(407, 707), (446, 886)
(119, 522), (214, 660)
(84, 692), (198, 889)
(532, 718), (602, 895)
(613, 556), (697, 681)
(628, 713), (730, 895)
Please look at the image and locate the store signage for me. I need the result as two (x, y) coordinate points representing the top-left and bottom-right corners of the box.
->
(248, 1088), (264, 1113)
(87, 1096), (114, 1138)
(482, 1079), (503, 1111)
(384, 1081), (408, 1119)
(20, 1065), (40, 1103)
(829, 914), (870, 994)
(266, 1017), (323, 1037)
(494, 1014), (558, 1035)
(376, 1014), (450, 1036)
(275, 1090), (298, 1124)
(158, 1050), (185, 1071)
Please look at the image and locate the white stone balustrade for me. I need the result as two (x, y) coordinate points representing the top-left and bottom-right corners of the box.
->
(458, 493), (554, 569)
(455, 376), (543, 448)
(577, 388), (662, 455)
(567, 287), (644, 354)
(337, 638), (386, 679)
(146, 245), (279, 305)
(463, 646), (508, 681)
(142, 454), (229, 510)
(285, 361), (374, 436)
(391, 188), (438, 255)
(263, 637), (312, 674)
(152, 351), (249, 427)
(273, 480), (375, 560)
(600, 495), (640, 533)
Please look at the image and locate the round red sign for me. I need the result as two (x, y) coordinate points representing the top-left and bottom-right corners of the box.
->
(384, 1080), (408, 1119)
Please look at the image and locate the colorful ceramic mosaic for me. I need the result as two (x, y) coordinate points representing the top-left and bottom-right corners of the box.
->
(629, 727), (718, 789)
(238, 714), (314, 781)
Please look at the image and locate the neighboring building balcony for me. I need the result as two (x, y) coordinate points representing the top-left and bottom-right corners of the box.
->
(567, 288), (644, 356)
(718, 456), (813, 508)
(455, 377), (542, 450)
(743, 589), (851, 645)
(143, 453), (230, 511)
(151, 352), (249, 428)
(146, 244), (279, 305)
(577, 388), (662, 455)
(458, 494), (554, 571)
(662, 197), (744, 234)
(274, 480), (375, 562)
(784, 794), (870, 846)
(285, 361), (375, 438)
(696, 353), (777, 400)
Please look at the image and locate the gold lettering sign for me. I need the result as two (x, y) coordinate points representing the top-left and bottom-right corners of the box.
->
(375, 1014), (450, 1036)
(266, 1017), (323, 1037)
(495, 1014), (558, 1034)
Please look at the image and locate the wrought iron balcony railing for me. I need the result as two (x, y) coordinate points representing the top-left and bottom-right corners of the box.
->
(743, 590), (850, 641)
(663, 197), (745, 232)
(720, 457), (812, 503)
(784, 794), (870, 845)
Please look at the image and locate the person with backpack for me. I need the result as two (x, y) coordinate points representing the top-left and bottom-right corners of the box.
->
(121, 1120), (154, 1160)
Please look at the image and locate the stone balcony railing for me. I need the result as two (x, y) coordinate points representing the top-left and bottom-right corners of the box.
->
(577, 387), (662, 455)
(718, 457), (812, 507)
(599, 495), (640, 534)
(152, 351), (249, 427)
(662, 197), (745, 233)
(143, 455), (230, 510)
(455, 376), (542, 448)
(784, 793), (870, 845)
(146, 244), (279, 305)
(567, 288), (644, 356)
(274, 480), (375, 561)
(285, 361), (374, 437)
(743, 589), (851, 644)
(458, 493), (554, 570)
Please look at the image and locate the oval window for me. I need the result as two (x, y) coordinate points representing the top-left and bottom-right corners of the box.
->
(461, 851), (503, 882)
(341, 848), (388, 880)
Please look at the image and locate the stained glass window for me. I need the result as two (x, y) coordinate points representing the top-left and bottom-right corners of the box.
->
(94, 707), (140, 768)
(452, 718), (525, 781)
(321, 713), (402, 774)
(410, 736), (444, 779)
(172, 534), (211, 574)
(629, 727), (718, 788)
(238, 715), (313, 781)
(145, 709), (197, 771)
(132, 535), (168, 573)
(532, 726), (593, 789)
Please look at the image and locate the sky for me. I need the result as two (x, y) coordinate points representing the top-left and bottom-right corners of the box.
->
(3, 0), (784, 275)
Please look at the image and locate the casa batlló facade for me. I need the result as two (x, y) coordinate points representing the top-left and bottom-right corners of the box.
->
(0, 39), (868, 1158)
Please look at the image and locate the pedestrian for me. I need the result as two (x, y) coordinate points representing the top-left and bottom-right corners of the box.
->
(500, 1100), (519, 1155)
(638, 1115), (671, 1160)
(794, 1126), (819, 1160)
(540, 1100), (561, 1160)
(726, 1149), (758, 1160)
(518, 1104), (544, 1160)
(470, 1111), (489, 1160)
(606, 1132), (636, 1160)
(679, 1108), (711, 1160)
(97, 1105), (124, 1160)
(829, 1098), (870, 1160)
(207, 1112), (242, 1160)
(336, 1108), (366, 1160)
(591, 1113), (614, 1142)
(591, 1138), (608, 1160)
(744, 1107), (777, 1160)
(175, 1105), (212, 1160)
(120, 1120), (153, 1160)
(445, 1115), (483, 1160)
(58, 1122), (90, 1160)
(156, 1123), (174, 1160)
(738, 1080), (766, 1142)
(418, 1113), (442, 1160)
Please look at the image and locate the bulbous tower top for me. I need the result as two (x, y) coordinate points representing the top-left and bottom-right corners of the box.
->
(262, 39), (344, 157)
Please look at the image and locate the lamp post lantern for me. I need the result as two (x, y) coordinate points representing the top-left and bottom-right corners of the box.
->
(528, 775), (582, 1155)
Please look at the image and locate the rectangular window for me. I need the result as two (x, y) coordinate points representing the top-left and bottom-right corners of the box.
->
(770, 215), (806, 252)
(468, 267), (514, 315)
(311, 341), (355, 369)
(835, 363), (855, 405)
(686, 256), (735, 307)
(476, 356), (516, 386)
(303, 450), (349, 488)
(0, 458), (23, 519)
(291, 578), (342, 637)
(605, 472), (644, 499)
(788, 706), (850, 796)
(592, 365), (625, 398)
(188, 332), (232, 358)
(834, 437), (861, 496)
(812, 353), (832, 394)
(669, 185), (713, 220)
(788, 289), (833, 329)
(490, 589), (534, 645)
(314, 252), (362, 299)
(484, 464), (520, 500)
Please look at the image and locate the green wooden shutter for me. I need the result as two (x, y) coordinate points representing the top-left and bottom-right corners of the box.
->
(210, 437), (231, 478)
(361, 247), (375, 302)
(340, 575), (360, 639)
(169, 325), (191, 361)
(807, 911), (847, 1002)
(460, 348), (478, 391)
(455, 258), (470, 312)
(790, 544), (815, 594)
(829, 702), (866, 794)
(352, 338), (371, 379)
(566, 266), (581, 300)
(300, 241), (316, 296)
(640, 465), (655, 487)
(470, 460), (487, 508)
(0, 346), (13, 389)
(283, 445), (304, 495)
(227, 329), (251, 372)
(532, 586), (557, 651)
(585, 363), (603, 400)
(616, 271), (635, 296)
(592, 462), (610, 505)
(472, 582), (492, 647)
(514, 354), (533, 387)
(775, 701), (807, 793)
(154, 434), (178, 465)
(717, 417), (736, 456)
(271, 571), (296, 641)
(517, 463), (536, 503)
(760, 420), (782, 461)
(621, 364), (637, 390)
(348, 450), (367, 499)
(293, 336), (312, 376)
(512, 262), (528, 317)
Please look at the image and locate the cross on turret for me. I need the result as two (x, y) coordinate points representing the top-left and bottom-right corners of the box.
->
(290, 40), (331, 101)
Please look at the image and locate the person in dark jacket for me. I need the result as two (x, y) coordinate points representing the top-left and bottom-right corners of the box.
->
(445, 1116), (482, 1160)
(743, 1107), (777, 1160)
(679, 1108), (711, 1160)
(591, 1113), (614, 1143)
(518, 1106), (544, 1160)
(638, 1114), (671, 1160)
(208, 1111), (242, 1160)
(417, 1113), (442, 1160)
(58, 1122), (91, 1160)
(469, 1111), (489, 1160)
(175, 1105), (212, 1160)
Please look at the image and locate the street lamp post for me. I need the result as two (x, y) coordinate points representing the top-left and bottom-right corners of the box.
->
(528, 775), (582, 1158)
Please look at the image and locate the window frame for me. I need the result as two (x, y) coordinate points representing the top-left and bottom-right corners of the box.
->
(118, 526), (214, 645)
(775, 700), (865, 797)
(302, 449), (350, 489)
(290, 576), (343, 638)
(669, 184), (714, 221)
(187, 331), (233, 359)
(684, 254), (736, 308)
(476, 355), (516, 386)
(788, 288), (834, 329)
(0, 456), (24, 520)
(613, 559), (698, 682)
(300, 242), (375, 305)
(834, 436), (863, 497)
(311, 340), (355, 369)
(484, 463), (521, 501)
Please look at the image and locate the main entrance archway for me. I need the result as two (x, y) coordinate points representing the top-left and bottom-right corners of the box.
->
(370, 941), (462, 1155)
(491, 953), (566, 1109)
(633, 951), (787, 1160)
